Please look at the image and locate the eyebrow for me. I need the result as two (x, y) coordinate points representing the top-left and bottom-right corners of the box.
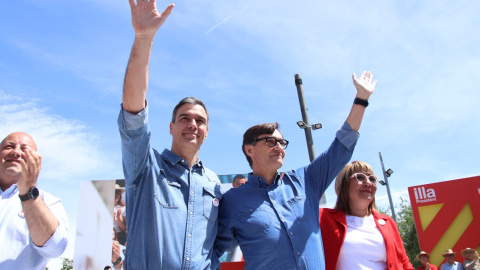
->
(257, 136), (284, 140)
(3, 142), (31, 147)
(178, 113), (207, 122)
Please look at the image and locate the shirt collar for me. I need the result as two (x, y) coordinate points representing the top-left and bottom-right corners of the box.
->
(161, 149), (205, 172)
(0, 183), (18, 199)
(246, 172), (283, 188)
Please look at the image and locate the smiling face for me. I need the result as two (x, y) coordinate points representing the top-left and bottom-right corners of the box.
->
(419, 255), (429, 265)
(0, 132), (37, 190)
(444, 254), (455, 264)
(115, 191), (122, 205)
(169, 103), (208, 157)
(347, 170), (377, 209)
(246, 129), (285, 174)
(464, 251), (475, 261)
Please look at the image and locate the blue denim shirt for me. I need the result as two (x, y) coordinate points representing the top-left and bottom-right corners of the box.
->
(118, 105), (222, 270)
(441, 262), (465, 270)
(214, 122), (358, 270)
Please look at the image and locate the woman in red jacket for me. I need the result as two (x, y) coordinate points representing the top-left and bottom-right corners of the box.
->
(319, 160), (413, 270)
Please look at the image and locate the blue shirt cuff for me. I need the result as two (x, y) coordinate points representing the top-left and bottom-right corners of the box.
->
(335, 121), (359, 149)
(120, 102), (149, 130)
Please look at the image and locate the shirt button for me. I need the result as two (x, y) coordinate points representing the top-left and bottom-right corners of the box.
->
(188, 234), (191, 237)
(297, 196), (301, 200)
(186, 257), (190, 261)
(290, 232), (294, 235)
(297, 252), (300, 256)
(190, 211), (193, 215)
(281, 215), (285, 219)
(249, 209), (253, 213)
(191, 190), (194, 194)
(181, 159), (184, 162)
(273, 200), (277, 204)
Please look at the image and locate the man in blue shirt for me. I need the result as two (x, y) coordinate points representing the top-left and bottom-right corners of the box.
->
(214, 72), (377, 269)
(119, 1), (221, 269)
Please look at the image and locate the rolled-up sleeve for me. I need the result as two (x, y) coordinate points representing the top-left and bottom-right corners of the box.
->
(335, 121), (359, 150)
(32, 195), (69, 258)
(119, 103), (149, 131)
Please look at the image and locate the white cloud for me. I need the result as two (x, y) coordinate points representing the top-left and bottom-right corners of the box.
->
(0, 89), (121, 264)
(0, 90), (117, 183)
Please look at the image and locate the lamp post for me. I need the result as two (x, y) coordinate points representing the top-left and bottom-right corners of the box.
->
(294, 74), (324, 204)
(379, 152), (396, 223)
(294, 74), (319, 162)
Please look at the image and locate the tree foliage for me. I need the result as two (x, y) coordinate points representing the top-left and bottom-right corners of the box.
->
(396, 197), (421, 268)
(60, 258), (73, 270)
(379, 196), (421, 268)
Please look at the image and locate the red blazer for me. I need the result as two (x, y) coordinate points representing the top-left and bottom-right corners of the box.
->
(319, 208), (414, 270)
(417, 265), (438, 270)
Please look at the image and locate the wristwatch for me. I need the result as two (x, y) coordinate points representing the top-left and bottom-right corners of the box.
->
(19, 186), (40, 202)
(112, 256), (122, 266)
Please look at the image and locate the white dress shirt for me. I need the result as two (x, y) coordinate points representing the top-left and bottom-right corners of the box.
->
(0, 184), (69, 270)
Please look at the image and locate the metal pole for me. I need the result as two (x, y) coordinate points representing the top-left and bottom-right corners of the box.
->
(294, 74), (315, 162)
(379, 152), (396, 222)
(295, 75), (326, 206)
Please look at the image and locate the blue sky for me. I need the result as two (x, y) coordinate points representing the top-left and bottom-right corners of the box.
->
(1, 0), (479, 268)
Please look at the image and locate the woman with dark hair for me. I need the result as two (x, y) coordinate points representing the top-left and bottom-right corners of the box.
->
(319, 160), (413, 270)
(114, 184), (127, 246)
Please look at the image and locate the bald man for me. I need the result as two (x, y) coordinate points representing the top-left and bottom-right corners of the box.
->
(0, 132), (68, 270)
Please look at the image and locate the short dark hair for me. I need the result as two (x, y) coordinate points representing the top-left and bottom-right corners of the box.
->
(171, 97), (209, 123)
(233, 174), (246, 181)
(334, 160), (377, 215)
(242, 122), (280, 169)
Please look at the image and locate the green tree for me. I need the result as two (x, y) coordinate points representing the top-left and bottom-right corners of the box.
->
(60, 258), (73, 270)
(396, 197), (421, 268)
(379, 196), (421, 268)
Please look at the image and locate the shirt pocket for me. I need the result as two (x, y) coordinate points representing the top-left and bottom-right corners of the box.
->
(239, 205), (272, 235)
(287, 193), (313, 220)
(154, 169), (181, 208)
(203, 187), (219, 224)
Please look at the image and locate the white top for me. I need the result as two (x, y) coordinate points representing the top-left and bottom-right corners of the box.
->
(336, 214), (387, 270)
(114, 205), (126, 232)
(0, 184), (69, 270)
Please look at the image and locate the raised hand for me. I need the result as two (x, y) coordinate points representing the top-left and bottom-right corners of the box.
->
(352, 71), (377, 99)
(16, 146), (42, 194)
(128, 0), (175, 39)
(115, 208), (123, 223)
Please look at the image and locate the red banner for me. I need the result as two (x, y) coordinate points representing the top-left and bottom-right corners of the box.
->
(408, 176), (480, 266)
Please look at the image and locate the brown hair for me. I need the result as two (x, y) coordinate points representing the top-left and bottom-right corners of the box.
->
(115, 191), (125, 207)
(334, 160), (377, 215)
(242, 122), (279, 168)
